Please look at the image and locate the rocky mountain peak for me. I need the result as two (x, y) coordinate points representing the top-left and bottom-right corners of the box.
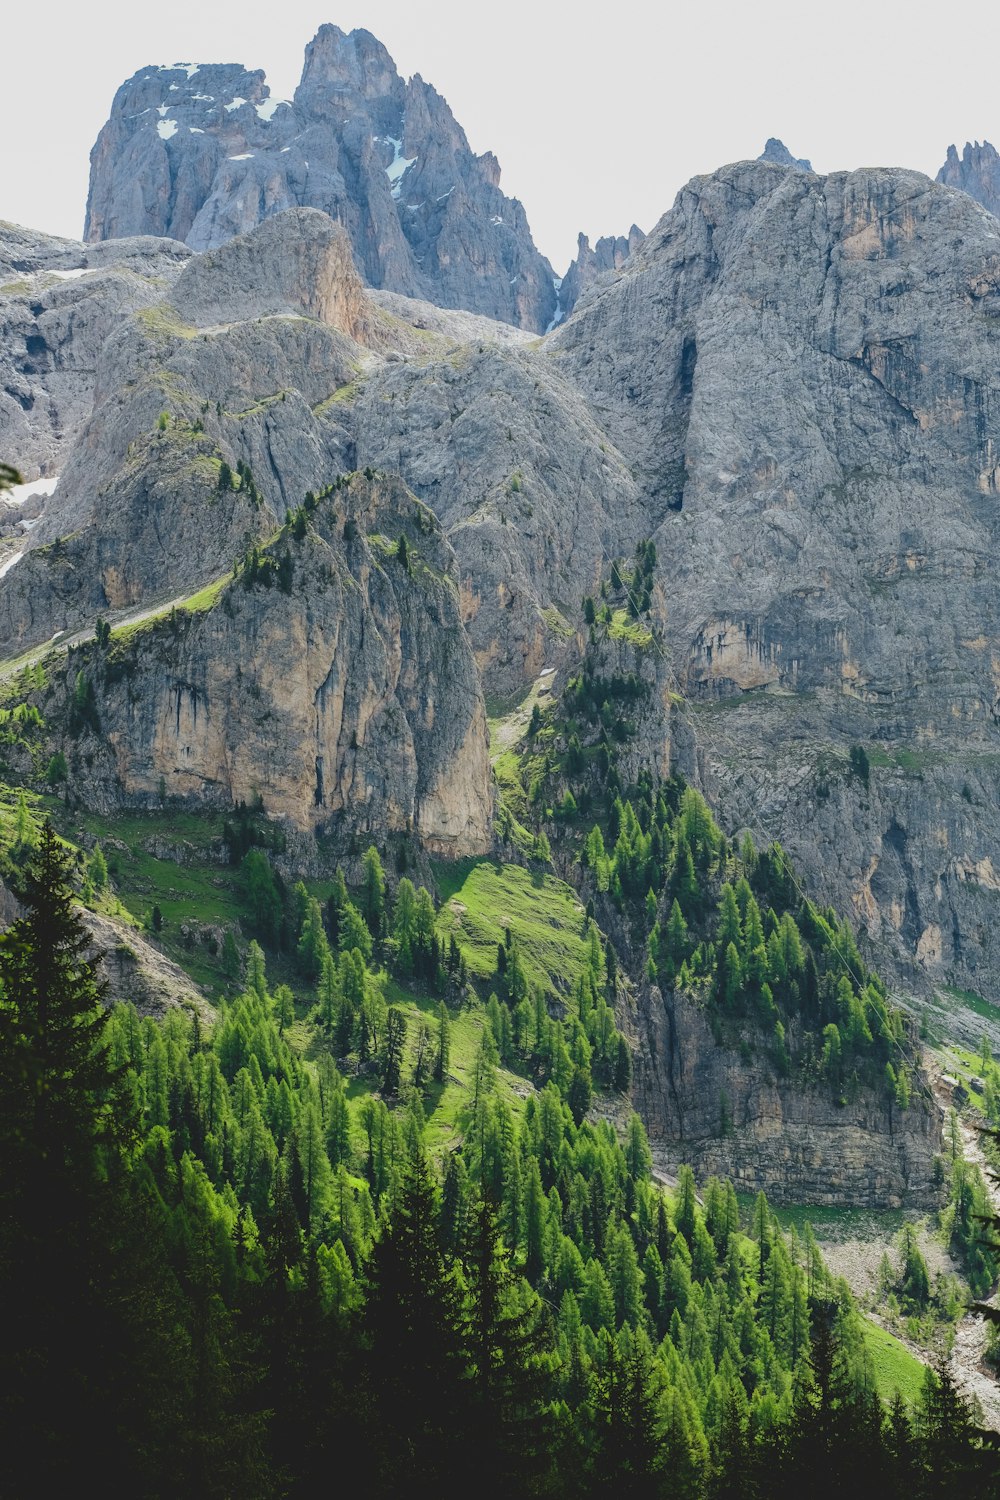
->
(936, 139), (1000, 218)
(757, 137), (812, 171)
(299, 24), (402, 101)
(84, 27), (557, 331)
(559, 223), (646, 318)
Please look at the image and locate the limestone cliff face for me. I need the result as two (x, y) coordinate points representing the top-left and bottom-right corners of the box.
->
(634, 981), (941, 1208)
(47, 476), (492, 857)
(84, 28), (557, 332)
(350, 343), (646, 703)
(551, 161), (1000, 1000)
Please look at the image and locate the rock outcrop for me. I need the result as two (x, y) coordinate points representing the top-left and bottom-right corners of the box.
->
(936, 140), (1000, 218)
(85, 27), (557, 332)
(757, 137), (812, 171)
(559, 224), (645, 319)
(550, 160), (1000, 1000)
(41, 474), (492, 857)
(635, 981), (941, 1207)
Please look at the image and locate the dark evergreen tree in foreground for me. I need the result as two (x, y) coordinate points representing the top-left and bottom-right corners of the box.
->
(362, 1146), (470, 1495)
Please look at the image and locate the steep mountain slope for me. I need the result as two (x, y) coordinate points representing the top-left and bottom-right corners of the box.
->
(0, 225), (191, 481)
(85, 26), (558, 332)
(550, 159), (1000, 1001)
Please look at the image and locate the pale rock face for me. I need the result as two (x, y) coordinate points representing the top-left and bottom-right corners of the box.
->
(48, 476), (493, 857)
(84, 28), (558, 332)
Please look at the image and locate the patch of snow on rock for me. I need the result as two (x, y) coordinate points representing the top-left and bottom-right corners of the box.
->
(224, 97), (247, 113)
(228, 153), (254, 161)
(7, 475), (58, 505)
(157, 119), (178, 141)
(255, 98), (288, 121)
(0, 551), (24, 580)
(383, 137), (416, 200)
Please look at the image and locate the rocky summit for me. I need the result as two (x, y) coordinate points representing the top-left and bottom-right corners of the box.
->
(936, 138), (1000, 218)
(84, 26), (559, 332)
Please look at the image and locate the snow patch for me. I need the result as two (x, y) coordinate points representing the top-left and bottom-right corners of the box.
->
(281, 146), (291, 153)
(382, 136), (416, 199)
(0, 551), (24, 580)
(224, 97), (247, 112)
(157, 119), (178, 141)
(490, 214), (503, 226)
(437, 186), (455, 201)
(255, 98), (288, 121)
(169, 84), (178, 91)
(6, 475), (58, 506)
(50, 269), (91, 281)
(169, 63), (200, 79)
(544, 274), (564, 335)
(192, 94), (214, 101)
(156, 106), (169, 116)
(189, 127), (204, 134)
(228, 153), (255, 161)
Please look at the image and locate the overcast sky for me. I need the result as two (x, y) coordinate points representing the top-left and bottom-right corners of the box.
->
(3, 0), (997, 269)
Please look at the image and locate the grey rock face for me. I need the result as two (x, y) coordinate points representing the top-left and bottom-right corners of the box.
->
(85, 28), (557, 332)
(43, 475), (493, 858)
(350, 342), (646, 703)
(758, 138), (812, 171)
(634, 981), (940, 1207)
(551, 160), (1000, 1001)
(0, 221), (191, 481)
(936, 140), (1000, 218)
(559, 224), (645, 320)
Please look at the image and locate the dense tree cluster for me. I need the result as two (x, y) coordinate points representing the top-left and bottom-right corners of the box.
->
(2, 827), (997, 1495)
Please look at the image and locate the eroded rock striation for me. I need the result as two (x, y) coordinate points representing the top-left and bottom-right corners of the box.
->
(85, 27), (557, 332)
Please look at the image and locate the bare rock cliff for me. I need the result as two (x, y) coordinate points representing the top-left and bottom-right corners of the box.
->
(42, 475), (492, 858)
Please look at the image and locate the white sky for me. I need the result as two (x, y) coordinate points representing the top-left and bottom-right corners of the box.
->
(2, 0), (998, 271)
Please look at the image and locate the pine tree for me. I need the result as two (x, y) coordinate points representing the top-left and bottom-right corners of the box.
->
(361, 846), (386, 946)
(463, 1192), (552, 1491)
(363, 1148), (469, 1494)
(0, 824), (140, 1487)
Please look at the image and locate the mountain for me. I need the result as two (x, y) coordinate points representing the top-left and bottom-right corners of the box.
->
(84, 26), (559, 332)
(757, 137), (813, 171)
(551, 158), (1000, 1004)
(936, 139), (1000, 217)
